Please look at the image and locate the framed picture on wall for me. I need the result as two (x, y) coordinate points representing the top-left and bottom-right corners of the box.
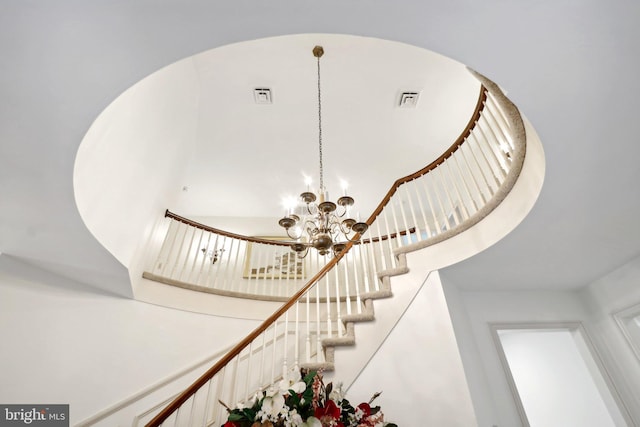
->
(242, 237), (305, 280)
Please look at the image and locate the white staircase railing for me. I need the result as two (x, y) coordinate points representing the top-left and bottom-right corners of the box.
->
(145, 76), (526, 427)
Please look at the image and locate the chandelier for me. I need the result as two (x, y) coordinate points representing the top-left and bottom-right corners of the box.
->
(278, 45), (368, 258)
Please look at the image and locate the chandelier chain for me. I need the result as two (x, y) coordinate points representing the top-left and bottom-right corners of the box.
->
(317, 53), (324, 192)
(277, 45), (368, 258)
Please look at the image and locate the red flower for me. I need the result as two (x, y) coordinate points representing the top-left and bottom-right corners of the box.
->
(223, 422), (238, 427)
(314, 400), (343, 426)
(357, 403), (371, 418)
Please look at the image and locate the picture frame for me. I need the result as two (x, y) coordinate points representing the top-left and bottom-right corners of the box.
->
(242, 237), (305, 280)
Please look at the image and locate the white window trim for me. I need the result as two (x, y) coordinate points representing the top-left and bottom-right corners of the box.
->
(613, 302), (640, 364)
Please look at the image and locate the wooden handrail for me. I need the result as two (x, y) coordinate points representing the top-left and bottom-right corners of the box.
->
(166, 208), (415, 246)
(146, 84), (489, 427)
(164, 210), (292, 246)
(146, 238), (357, 426)
(365, 85), (487, 225)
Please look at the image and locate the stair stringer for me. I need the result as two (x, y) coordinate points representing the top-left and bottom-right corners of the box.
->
(300, 253), (430, 386)
(304, 109), (545, 386)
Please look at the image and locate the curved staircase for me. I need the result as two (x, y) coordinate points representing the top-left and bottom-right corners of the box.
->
(138, 72), (542, 427)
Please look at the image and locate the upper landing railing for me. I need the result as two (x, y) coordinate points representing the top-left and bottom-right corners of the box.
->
(145, 73), (526, 426)
(144, 76), (523, 303)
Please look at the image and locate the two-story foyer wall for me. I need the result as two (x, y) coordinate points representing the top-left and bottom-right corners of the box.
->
(0, 255), (260, 425)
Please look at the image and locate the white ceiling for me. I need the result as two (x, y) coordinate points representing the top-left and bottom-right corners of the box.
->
(1, 1), (640, 295)
(80, 34), (480, 222)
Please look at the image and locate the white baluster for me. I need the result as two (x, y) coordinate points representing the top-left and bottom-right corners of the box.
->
(259, 331), (267, 388)
(388, 201), (404, 247)
(217, 237), (234, 289)
(477, 116), (508, 179)
(212, 235), (227, 290)
(374, 220), (388, 271)
(470, 129), (501, 190)
(445, 159), (470, 221)
(161, 221), (181, 277)
(430, 170), (451, 231)
(275, 245), (285, 298)
(282, 311), (289, 377)
(334, 266), (344, 336)
(230, 356), (240, 410)
(306, 290), (311, 364)
(396, 193), (412, 243)
(228, 238), (242, 292)
(213, 366), (227, 426)
(436, 165), (461, 226)
(380, 209), (397, 266)
(421, 175), (442, 234)
(294, 301), (300, 369)
(202, 378), (215, 426)
(188, 228), (205, 284)
(169, 222), (190, 280)
(202, 233), (219, 288)
(325, 274), (332, 339)
(485, 101), (514, 154)
(351, 248), (362, 314)
(410, 179), (432, 238)
(153, 218), (173, 274)
(245, 341), (253, 401)
(364, 239), (379, 292)
(486, 92), (512, 133)
(178, 226), (197, 283)
(459, 139), (488, 205)
(270, 322), (278, 385)
(188, 389), (198, 426)
(343, 255), (352, 316)
(401, 184), (422, 241)
(452, 152), (479, 214)
(467, 133), (495, 199)
(195, 231), (212, 285)
(315, 280), (322, 363)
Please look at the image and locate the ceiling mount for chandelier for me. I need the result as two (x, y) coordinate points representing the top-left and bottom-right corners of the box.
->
(278, 45), (368, 258)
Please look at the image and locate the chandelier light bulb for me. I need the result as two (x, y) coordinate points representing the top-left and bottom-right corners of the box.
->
(341, 180), (349, 196)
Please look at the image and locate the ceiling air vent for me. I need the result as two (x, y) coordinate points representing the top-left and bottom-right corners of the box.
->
(254, 88), (272, 104)
(399, 91), (420, 108)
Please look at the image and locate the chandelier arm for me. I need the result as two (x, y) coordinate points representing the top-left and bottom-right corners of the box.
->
(306, 204), (315, 216)
(336, 221), (353, 236)
(344, 235), (362, 243)
(295, 246), (310, 259)
(303, 219), (319, 236)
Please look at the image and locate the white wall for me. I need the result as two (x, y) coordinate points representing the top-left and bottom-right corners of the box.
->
(73, 54), (200, 269)
(347, 272), (477, 426)
(441, 285), (592, 426)
(579, 255), (640, 420)
(0, 255), (259, 425)
(441, 254), (640, 427)
(498, 328), (621, 427)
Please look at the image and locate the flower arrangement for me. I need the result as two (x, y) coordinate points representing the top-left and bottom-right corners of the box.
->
(221, 369), (397, 427)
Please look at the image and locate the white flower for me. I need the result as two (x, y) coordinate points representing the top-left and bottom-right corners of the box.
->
(236, 392), (259, 410)
(285, 411), (303, 427)
(261, 390), (286, 418)
(329, 381), (344, 402)
(279, 368), (307, 394)
(301, 416), (322, 427)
